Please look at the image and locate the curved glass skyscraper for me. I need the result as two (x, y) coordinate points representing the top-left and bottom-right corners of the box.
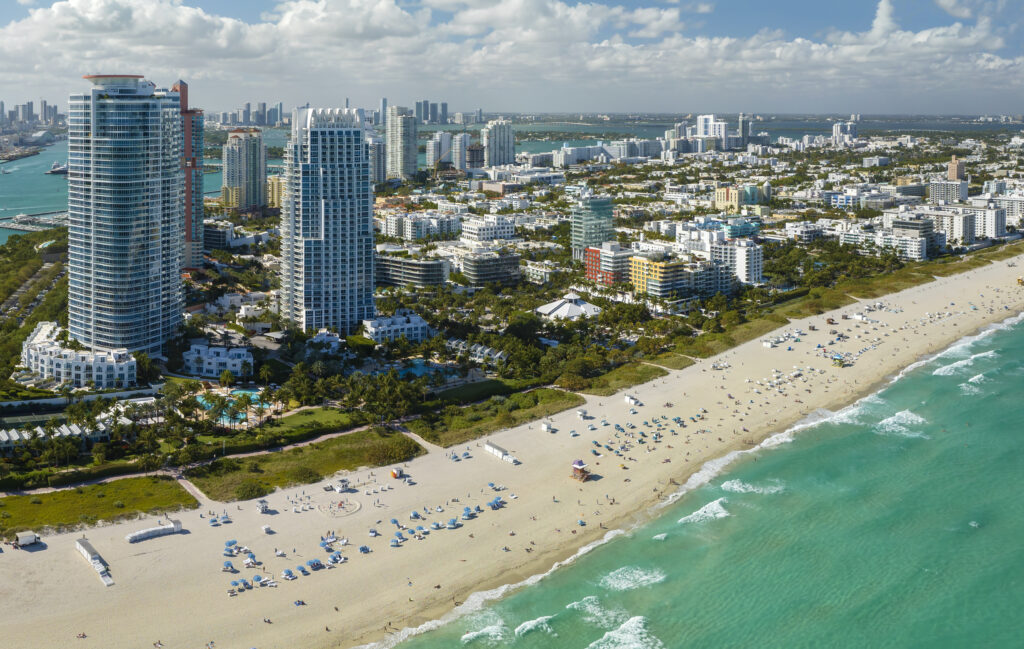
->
(67, 75), (184, 354)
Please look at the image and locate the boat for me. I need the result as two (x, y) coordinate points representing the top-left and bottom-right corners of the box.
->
(0, 167), (10, 174)
(45, 161), (68, 175)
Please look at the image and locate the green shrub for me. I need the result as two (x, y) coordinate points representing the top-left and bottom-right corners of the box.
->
(234, 479), (269, 501)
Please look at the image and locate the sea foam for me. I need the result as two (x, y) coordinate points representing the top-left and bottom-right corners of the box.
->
(513, 615), (556, 638)
(599, 566), (667, 591)
(721, 479), (785, 495)
(932, 350), (998, 376)
(585, 616), (667, 649)
(566, 596), (630, 629)
(874, 410), (930, 438)
(678, 497), (730, 524)
(460, 621), (507, 645)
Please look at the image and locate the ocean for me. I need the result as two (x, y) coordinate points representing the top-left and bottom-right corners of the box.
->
(385, 313), (1024, 649)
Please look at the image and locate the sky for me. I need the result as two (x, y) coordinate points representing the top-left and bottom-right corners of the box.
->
(0, 0), (1022, 115)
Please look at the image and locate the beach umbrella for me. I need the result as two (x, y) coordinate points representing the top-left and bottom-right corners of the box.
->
(394, 531), (404, 539)
(297, 565), (306, 572)
(283, 569), (293, 576)
(247, 553), (256, 560)
(319, 541), (327, 548)
(223, 561), (233, 568)
(253, 575), (262, 583)
(306, 559), (316, 566)
(488, 482), (495, 488)
(225, 540), (236, 546)
(416, 525), (425, 531)
(390, 518), (399, 526)
(231, 580), (238, 587)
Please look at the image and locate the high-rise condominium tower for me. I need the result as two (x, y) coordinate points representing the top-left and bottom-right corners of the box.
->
(173, 80), (204, 268)
(279, 108), (375, 333)
(385, 106), (417, 179)
(481, 118), (515, 167)
(67, 75), (184, 354)
(570, 191), (614, 261)
(222, 128), (267, 211)
(451, 133), (469, 171)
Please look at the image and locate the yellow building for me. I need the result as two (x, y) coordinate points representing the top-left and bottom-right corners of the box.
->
(714, 187), (740, 213)
(630, 255), (692, 298)
(267, 175), (284, 209)
(221, 185), (241, 210)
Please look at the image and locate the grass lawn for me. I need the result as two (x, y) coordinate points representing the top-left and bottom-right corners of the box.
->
(270, 407), (359, 435)
(0, 476), (198, 538)
(648, 353), (696, 370)
(581, 362), (668, 396)
(434, 377), (542, 404)
(408, 388), (585, 447)
(185, 428), (423, 502)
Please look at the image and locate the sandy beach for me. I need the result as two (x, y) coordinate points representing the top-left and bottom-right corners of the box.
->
(3, 256), (1024, 649)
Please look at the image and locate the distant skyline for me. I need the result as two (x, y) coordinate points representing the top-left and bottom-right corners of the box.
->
(0, 0), (1022, 114)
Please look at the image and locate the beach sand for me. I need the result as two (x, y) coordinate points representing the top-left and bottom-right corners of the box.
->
(2, 256), (1023, 649)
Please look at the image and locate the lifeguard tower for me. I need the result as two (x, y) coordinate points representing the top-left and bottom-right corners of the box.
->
(570, 459), (591, 482)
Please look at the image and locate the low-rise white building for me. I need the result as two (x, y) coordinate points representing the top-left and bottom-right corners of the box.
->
(362, 309), (432, 344)
(535, 293), (602, 321)
(19, 322), (137, 388)
(460, 214), (516, 243)
(182, 344), (253, 378)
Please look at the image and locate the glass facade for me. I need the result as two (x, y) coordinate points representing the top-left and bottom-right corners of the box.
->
(279, 108), (375, 333)
(67, 76), (184, 354)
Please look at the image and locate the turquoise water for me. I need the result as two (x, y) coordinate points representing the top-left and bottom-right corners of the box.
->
(389, 314), (1024, 648)
(197, 394), (247, 424)
(0, 141), (70, 222)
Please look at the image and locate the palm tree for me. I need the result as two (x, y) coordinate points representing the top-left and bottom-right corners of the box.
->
(258, 363), (272, 386)
(234, 393), (253, 429)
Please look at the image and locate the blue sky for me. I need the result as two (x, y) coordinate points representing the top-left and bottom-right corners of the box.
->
(0, 0), (1022, 113)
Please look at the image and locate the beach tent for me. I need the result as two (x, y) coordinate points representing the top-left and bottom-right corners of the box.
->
(390, 539), (400, 547)
(359, 546), (370, 554)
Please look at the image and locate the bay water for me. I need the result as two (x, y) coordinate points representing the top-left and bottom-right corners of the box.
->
(388, 314), (1024, 648)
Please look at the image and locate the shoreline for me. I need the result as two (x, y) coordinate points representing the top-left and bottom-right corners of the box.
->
(351, 308), (1024, 649)
(3, 256), (1024, 649)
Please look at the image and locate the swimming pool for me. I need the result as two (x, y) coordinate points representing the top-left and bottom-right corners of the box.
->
(196, 394), (247, 424)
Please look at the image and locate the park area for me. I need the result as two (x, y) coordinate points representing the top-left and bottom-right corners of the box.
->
(0, 476), (197, 538)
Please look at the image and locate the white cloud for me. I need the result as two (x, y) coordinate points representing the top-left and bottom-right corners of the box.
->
(935, 0), (973, 19)
(16, 0), (36, 6)
(683, 2), (713, 12)
(0, 0), (1019, 113)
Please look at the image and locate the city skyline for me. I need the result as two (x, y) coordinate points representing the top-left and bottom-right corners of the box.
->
(0, 0), (1022, 114)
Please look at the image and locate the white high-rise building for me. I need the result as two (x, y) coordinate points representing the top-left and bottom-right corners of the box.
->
(831, 121), (858, 147)
(481, 118), (515, 167)
(279, 108), (375, 333)
(386, 106), (417, 180)
(67, 74), (184, 355)
(366, 133), (386, 184)
(426, 131), (452, 168)
(221, 128), (267, 211)
(710, 240), (763, 285)
(451, 133), (469, 172)
(696, 114), (728, 142)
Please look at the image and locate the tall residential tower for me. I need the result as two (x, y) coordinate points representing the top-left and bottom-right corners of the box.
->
(279, 108), (375, 332)
(222, 128), (267, 211)
(67, 75), (184, 354)
(172, 80), (204, 268)
(386, 105), (417, 180)
(481, 118), (515, 167)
